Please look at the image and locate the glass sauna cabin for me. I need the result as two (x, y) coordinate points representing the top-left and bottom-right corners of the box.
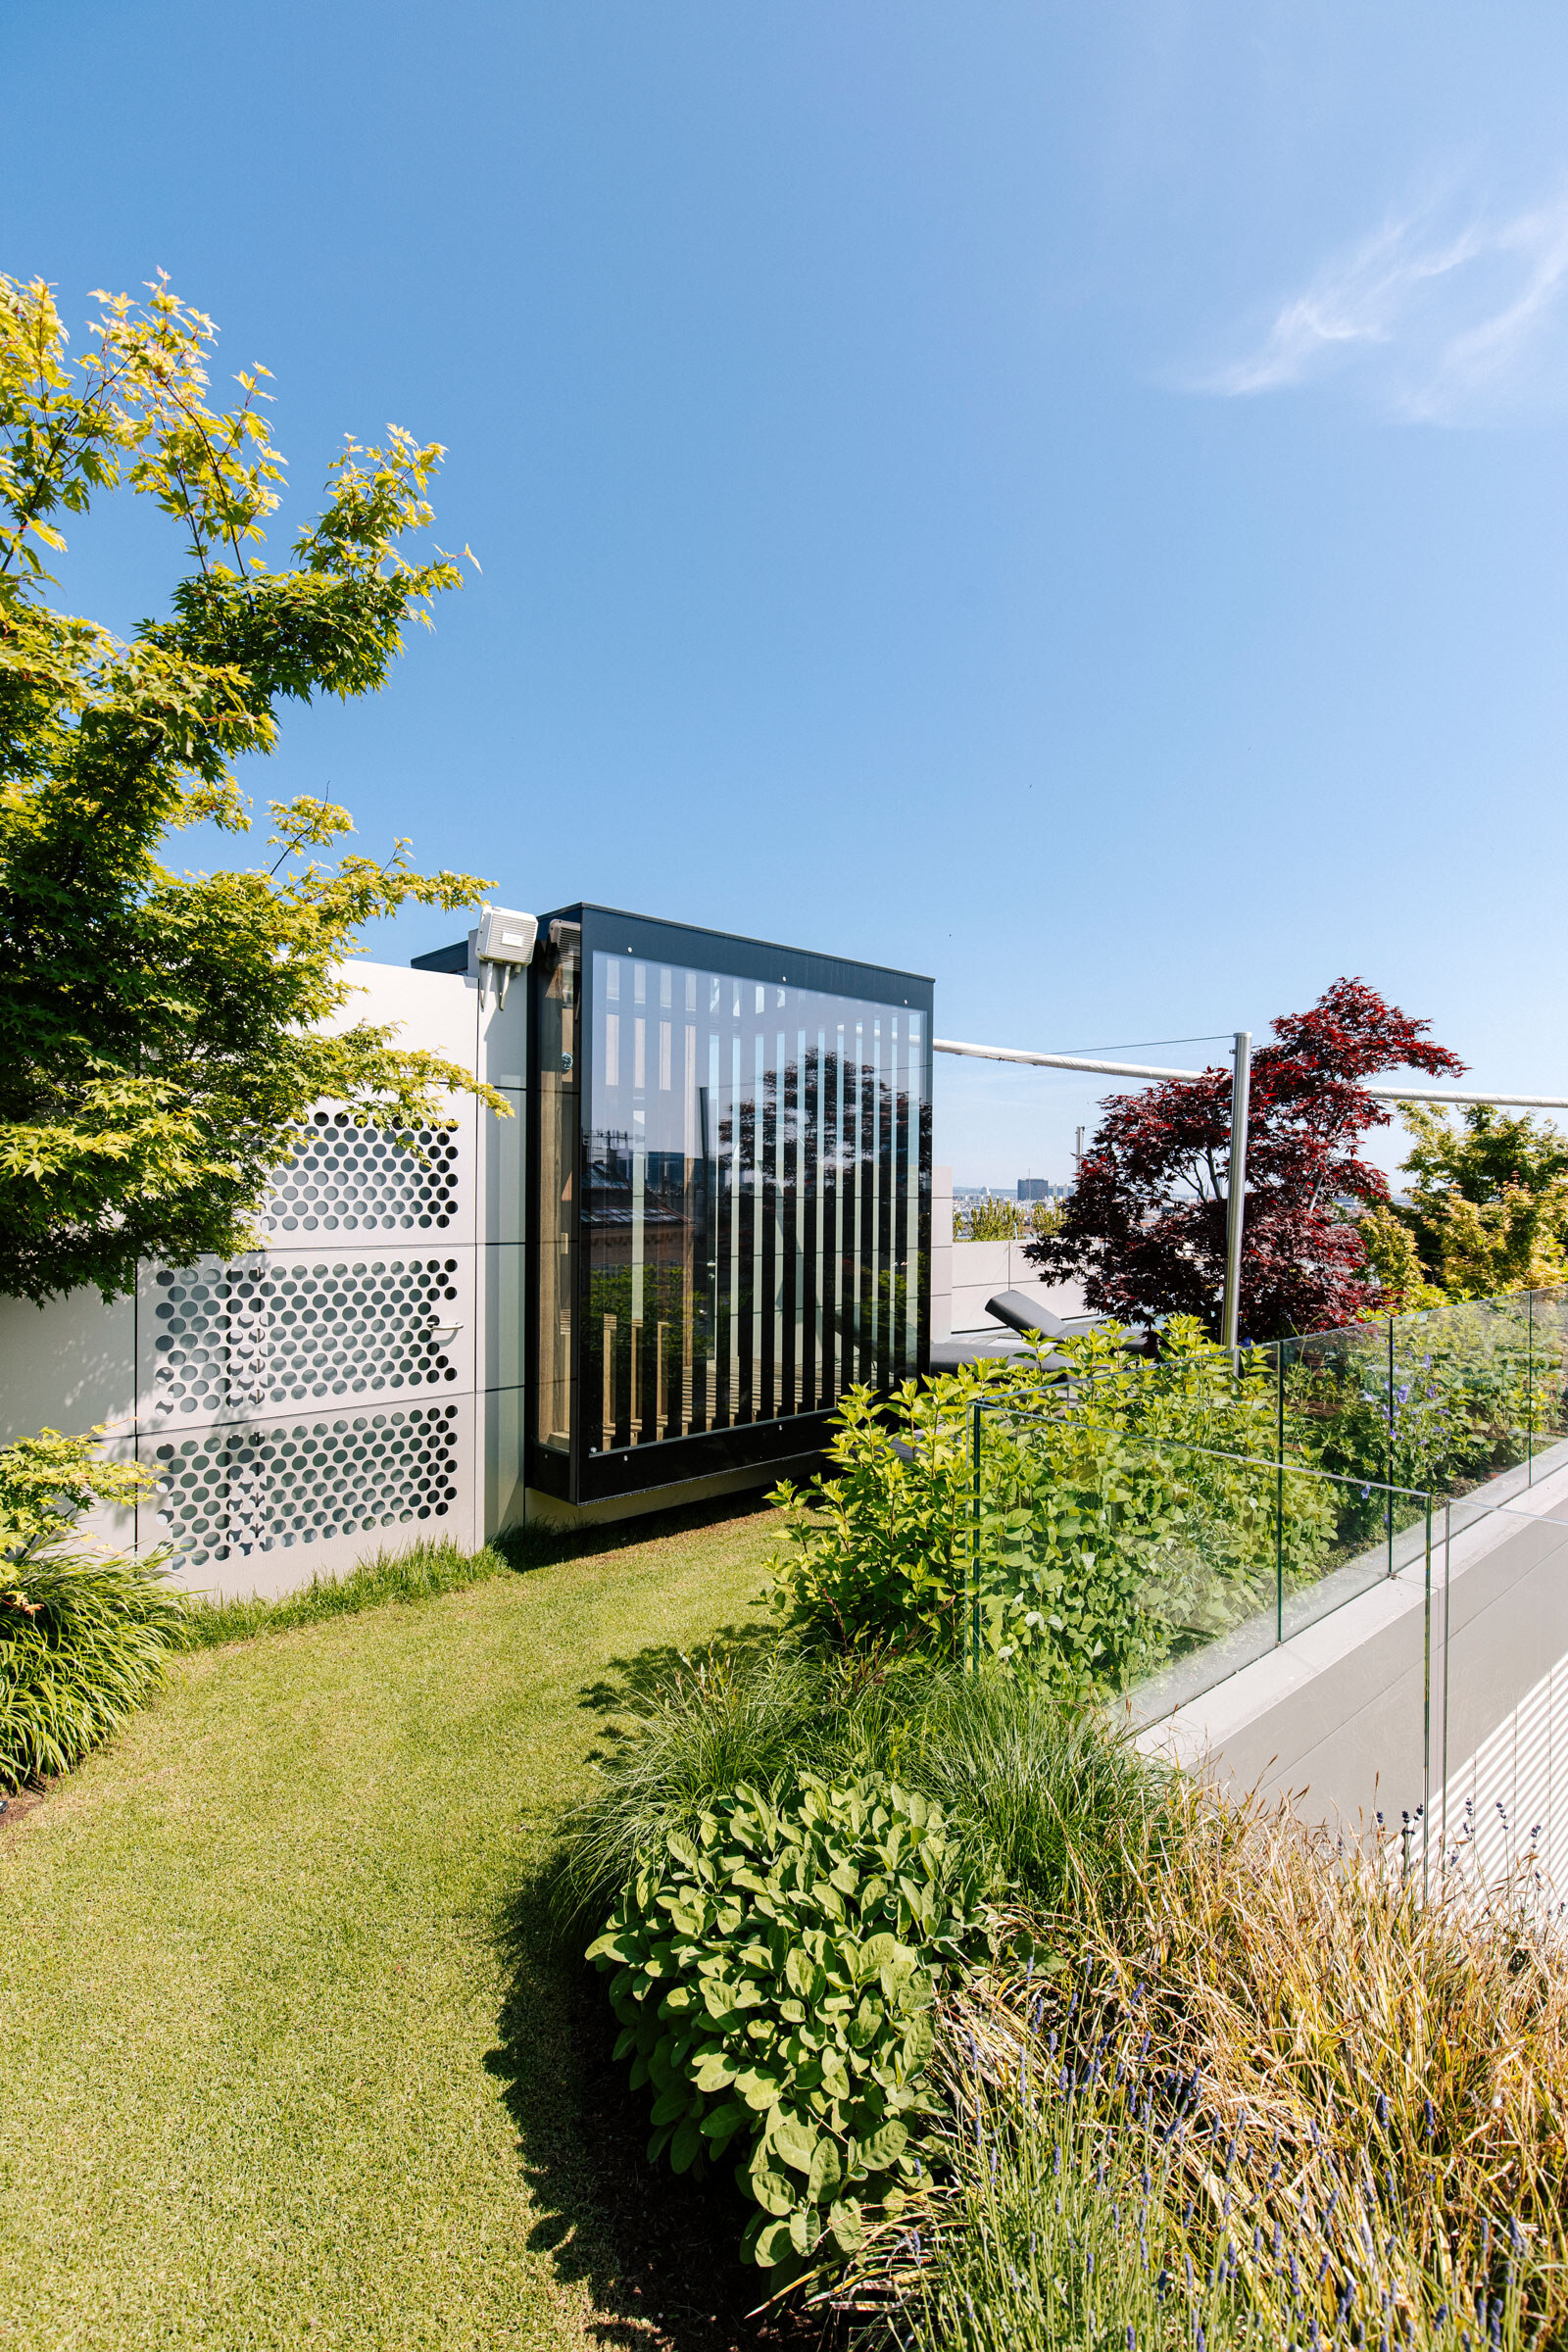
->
(527, 906), (933, 1504)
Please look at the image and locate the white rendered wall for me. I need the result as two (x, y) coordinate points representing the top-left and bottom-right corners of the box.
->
(949, 1239), (1088, 1332)
(0, 958), (526, 1600)
(918, 1171), (1091, 1347)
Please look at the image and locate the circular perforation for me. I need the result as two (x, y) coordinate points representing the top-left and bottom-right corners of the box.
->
(151, 1257), (462, 1417)
(262, 1113), (462, 1235)
(153, 1403), (461, 1570)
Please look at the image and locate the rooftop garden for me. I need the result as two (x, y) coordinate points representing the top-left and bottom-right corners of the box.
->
(3, 270), (1566, 2348)
(7, 1410), (1564, 2351)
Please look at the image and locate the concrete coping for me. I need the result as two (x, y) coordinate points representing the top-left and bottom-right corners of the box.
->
(1132, 1439), (1568, 1770)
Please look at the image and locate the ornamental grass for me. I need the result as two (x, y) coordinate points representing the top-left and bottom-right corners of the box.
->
(0, 1545), (190, 1788)
(848, 1772), (1568, 2350)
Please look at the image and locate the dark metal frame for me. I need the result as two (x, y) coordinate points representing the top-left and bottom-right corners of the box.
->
(525, 902), (933, 1506)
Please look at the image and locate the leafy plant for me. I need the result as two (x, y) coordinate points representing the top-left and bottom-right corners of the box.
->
(765, 1322), (1338, 1691)
(1358, 1200), (1445, 1312)
(1396, 1104), (1568, 1298)
(553, 1647), (1165, 1941)
(0, 1423), (150, 1554)
(0, 270), (505, 1304)
(767, 1372), (1004, 1668)
(1, 1544), (189, 1788)
(0, 1423), (184, 1788)
(586, 1771), (991, 2273)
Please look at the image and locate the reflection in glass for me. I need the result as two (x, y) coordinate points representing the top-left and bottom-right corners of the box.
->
(583, 951), (928, 1458)
(533, 923), (579, 1454)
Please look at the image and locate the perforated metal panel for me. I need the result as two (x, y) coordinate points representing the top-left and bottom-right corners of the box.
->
(137, 1081), (481, 1590)
(143, 1251), (470, 1426)
(262, 1113), (466, 1237)
(1441, 1648), (1568, 1905)
(148, 1399), (470, 1573)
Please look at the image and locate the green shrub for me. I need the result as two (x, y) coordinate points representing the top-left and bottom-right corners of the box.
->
(586, 1771), (990, 2273)
(1, 1546), (188, 1788)
(0, 1424), (150, 1555)
(0, 1424), (182, 1788)
(763, 1321), (1356, 1690)
(555, 1647), (1166, 1937)
(553, 1644), (862, 1929)
(767, 1381), (993, 1667)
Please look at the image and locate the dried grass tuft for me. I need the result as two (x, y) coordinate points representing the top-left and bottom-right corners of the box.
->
(851, 1776), (1568, 2346)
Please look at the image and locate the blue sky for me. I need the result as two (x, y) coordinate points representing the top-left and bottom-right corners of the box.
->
(8, 1), (1568, 1184)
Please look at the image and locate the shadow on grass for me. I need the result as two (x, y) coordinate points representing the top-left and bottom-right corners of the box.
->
(484, 1629), (843, 2352)
(505, 1491), (782, 1752)
(493, 1490), (778, 1577)
(574, 1619), (780, 1725)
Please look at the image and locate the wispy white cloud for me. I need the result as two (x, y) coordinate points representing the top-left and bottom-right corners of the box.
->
(1194, 186), (1568, 421)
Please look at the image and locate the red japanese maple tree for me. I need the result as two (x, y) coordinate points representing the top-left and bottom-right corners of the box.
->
(1024, 978), (1462, 1340)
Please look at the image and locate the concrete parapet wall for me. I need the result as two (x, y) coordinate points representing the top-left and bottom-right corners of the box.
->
(1140, 1447), (1568, 1906)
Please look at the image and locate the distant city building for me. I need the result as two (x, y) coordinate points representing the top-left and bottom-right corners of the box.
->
(1017, 1178), (1067, 1201)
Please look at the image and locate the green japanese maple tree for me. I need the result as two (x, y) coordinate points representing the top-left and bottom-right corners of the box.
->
(0, 272), (504, 1304)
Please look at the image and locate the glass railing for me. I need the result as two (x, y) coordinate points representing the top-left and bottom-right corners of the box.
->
(965, 1399), (1431, 1725)
(1036, 1284), (1568, 1522)
(952, 1295), (1568, 1913)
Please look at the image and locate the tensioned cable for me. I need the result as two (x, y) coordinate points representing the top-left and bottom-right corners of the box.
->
(932, 1033), (1568, 1109)
(1049, 1032), (1232, 1056)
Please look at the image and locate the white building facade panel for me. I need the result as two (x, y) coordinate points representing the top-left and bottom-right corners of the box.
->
(135, 1244), (475, 1437)
(139, 1392), (477, 1599)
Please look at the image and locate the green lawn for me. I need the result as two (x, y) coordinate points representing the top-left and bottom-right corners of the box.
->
(0, 1504), (782, 2352)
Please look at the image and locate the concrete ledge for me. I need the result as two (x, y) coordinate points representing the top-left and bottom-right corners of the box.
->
(1135, 1444), (1568, 1842)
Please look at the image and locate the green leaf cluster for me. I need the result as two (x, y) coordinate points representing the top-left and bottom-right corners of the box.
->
(0, 270), (505, 1302)
(0, 1423), (151, 1559)
(586, 1772), (989, 2273)
(766, 1320), (1338, 1691)
(1359, 1106), (1568, 1306)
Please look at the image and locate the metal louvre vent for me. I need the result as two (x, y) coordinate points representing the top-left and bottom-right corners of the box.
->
(151, 1257), (462, 1420)
(153, 1402), (462, 1570)
(262, 1113), (462, 1235)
